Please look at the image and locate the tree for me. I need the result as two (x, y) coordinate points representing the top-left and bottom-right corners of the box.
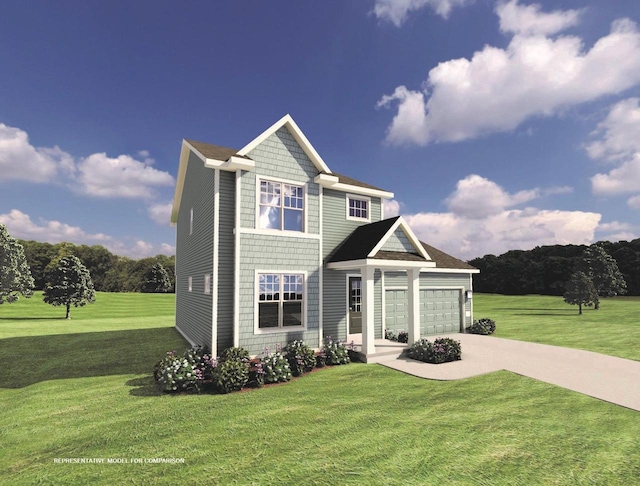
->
(141, 263), (171, 293)
(576, 245), (627, 309)
(0, 224), (35, 304)
(43, 256), (95, 319)
(564, 271), (598, 315)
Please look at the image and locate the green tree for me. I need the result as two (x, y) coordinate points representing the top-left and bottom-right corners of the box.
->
(576, 245), (627, 309)
(141, 263), (171, 293)
(0, 224), (35, 304)
(564, 271), (598, 315)
(43, 256), (95, 319)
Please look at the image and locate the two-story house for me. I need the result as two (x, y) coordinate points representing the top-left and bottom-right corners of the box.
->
(170, 115), (478, 361)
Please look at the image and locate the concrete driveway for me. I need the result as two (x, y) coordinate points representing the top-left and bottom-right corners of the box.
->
(380, 334), (640, 411)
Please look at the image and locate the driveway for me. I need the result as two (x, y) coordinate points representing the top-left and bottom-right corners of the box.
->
(380, 334), (640, 411)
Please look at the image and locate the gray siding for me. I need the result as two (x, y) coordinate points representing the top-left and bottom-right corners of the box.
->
(216, 170), (235, 352)
(322, 188), (382, 340)
(381, 228), (416, 253)
(175, 151), (214, 349)
(238, 233), (320, 354)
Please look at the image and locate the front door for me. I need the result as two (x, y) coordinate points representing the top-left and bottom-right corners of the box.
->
(348, 276), (362, 334)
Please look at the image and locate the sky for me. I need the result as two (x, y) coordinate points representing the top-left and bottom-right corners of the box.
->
(1, 0), (640, 261)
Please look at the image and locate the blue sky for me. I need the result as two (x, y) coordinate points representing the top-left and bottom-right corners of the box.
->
(1, 0), (639, 260)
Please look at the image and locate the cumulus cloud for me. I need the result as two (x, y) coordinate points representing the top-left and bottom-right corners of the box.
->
(148, 201), (173, 225)
(0, 124), (74, 183)
(75, 153), (174, 199)
(378, 6), (640, 145)
(0, 209), (174, 258)
(628, 195), (640, 209)
(496, 0), (582, 36)
(0, 121), (174, 200)
(591, 154), (640, 196)
(372, 0), (471, 25)
(383, 199), (402, 218)
(586, 98), (640, 162)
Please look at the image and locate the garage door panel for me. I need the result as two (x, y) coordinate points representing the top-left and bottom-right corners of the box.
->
(419, 289), (461, 335)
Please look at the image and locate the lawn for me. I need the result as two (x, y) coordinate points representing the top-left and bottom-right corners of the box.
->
(1, 292), (639, 485)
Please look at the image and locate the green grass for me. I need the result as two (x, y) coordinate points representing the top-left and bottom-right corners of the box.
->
(474, 293), (640, 361)
(1, 292), (639, 485)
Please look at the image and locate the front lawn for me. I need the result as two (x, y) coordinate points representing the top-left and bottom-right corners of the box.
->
(474, 294), (640, 361)
(1, 292), (639, 484)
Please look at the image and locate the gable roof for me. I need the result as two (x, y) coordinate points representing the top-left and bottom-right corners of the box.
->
(184, 139), (247, 162)
(328, 217), (401, 263)
(420, 242), (477, 270)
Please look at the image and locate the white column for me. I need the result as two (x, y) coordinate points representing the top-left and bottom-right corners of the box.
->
(407, 268), (420, 344)
(361, 266), (376, 356)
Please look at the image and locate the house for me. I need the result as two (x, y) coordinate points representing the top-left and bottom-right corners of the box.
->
(170, 115), (478, 361)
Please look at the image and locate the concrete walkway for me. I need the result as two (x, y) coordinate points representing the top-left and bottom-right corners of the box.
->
(379, 334), (640, 412)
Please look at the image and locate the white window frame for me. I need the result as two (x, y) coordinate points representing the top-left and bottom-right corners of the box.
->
(188, 276), (193, 293)
(254, 270), (307, 333)
(346, 194), (371, 222)
(256, 176), (307, 234)
(204, 274), (211, 295)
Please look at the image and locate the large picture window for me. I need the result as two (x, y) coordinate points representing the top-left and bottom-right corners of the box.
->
(259, 180), (304, 232)
(258, 273), (304, 329)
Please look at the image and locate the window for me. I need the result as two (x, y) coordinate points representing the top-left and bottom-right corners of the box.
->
(204, 274), (211, 294)
(258, 273), (304, 329)
(188, 276), (193, 292)
(259, 180), (304, 232)
(189, 208), (194, 235)
(347, 195), (370, 221)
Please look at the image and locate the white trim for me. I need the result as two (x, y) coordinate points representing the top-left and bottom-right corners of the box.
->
(189, 208), (193, 236)
(327, 259), (435, 270)
(361, 266), (375, 355)
(420, 267), (480, 274)
(382, 285), (468, 291)
(253, 270), (308, 334)
(255, 176), (308, 234)
(380, 271), (386, 336)
(211, 169), (220, 356)
(188, 276), (192, 292)
(368, 217), (431, 261)
(239, 228), (320, 240)
(314, 174), (394, 199)
(346, 193), (371, 222)
(237, 114), (331, 174)
(318, 186), (323, 345)
(345, 273), (361, 335)
(233, 171), (241, 348)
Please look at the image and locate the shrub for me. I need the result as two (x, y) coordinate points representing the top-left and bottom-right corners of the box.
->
(211, 358), (249, 394)
(154, 350), (201, 393)
(321, 336), (350, 365)
(219, 346), (250, 363)
(183, 345), (216, 381)
(283, 340), (316, 376)
(397, 330), (409, 343)
(259, 351), (292, 384)
(385, 329), (398, 341)
(408, 337), (462, 364)
(467, 318), (496, 335)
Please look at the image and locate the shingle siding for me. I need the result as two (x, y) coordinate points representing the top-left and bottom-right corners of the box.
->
(175, 151), (214, 349)
(322, 188), (382, 340)
(380, 229), (416, 253)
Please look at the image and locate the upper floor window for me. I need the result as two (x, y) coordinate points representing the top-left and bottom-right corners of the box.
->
(259, 180), (304, 232)
(347, 194), (370, 222)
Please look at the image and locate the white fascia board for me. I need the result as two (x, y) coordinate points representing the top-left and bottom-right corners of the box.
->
(329, 182), (394, 199)
(326, 259), (435, 271)
(237, 114), (331, 174)
(420, 267), (480, 274)
(224, 156), (255, 171)
(367, 217), (431, 262)
(314, 173), (339, 186)
(171, 140), (196, 224)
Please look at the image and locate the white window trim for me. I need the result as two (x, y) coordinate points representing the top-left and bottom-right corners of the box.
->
(188, 276), (193, 293)
(255, 176), (308, 234)
(204, 274), (211, 295)
(254, 270), (307, 334)
(189, 208), (193, 235)
(346, 193), (371, 222)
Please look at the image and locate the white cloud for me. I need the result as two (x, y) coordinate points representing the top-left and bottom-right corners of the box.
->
(0, 124), (74, 183)
(373, 0), (471, 25)
(591, 154), (640, 195)
(383, 199), (402, 218)
(628, 195), (640, 209)
(0, 209), (174, 258)
(76, 153), (174, 199)
(378, 13), (640, 145)
(445, 174), (539, 219)
(148, 201), (173, 225)
(496, 0), (582, 36)
(586, 98), (640, 162)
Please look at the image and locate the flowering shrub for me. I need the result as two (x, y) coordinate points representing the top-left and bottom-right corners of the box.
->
(321, 336), (350, 365)
(212, 357), (249, 394)
(154, 346), (216, 393)
(259, 350), (292, 384)
(408, 337), (462, 364)
(283, 340), (316, 376)
(397, 331), (409, 343)
(467, 318), (496, 335)
(385, 329), (408, 343)
(219, 346), (250, 363)
(385, 329), (397, 341)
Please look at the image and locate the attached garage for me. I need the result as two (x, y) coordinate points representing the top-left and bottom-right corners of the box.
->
(385, 288), (462, 336)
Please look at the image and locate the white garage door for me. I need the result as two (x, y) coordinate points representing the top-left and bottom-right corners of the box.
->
(384, 289), (407, 333)
(420, 289), (461, 335)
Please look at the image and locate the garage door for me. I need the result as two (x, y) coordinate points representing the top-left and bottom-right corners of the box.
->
(420, 289), (461, 335)
(384, 289), (407, 333)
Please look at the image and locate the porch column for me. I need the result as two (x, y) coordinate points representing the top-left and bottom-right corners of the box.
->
(361, 266), (376, 356)
(407, 268), (420, 344)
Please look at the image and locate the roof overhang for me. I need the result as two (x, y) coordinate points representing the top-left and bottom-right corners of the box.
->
(314, 173), (394, 199)
(326, 259), (435, 271)
(369, 216), (432, 261)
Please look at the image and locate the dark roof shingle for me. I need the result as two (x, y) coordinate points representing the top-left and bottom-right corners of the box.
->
(185, 139), (251, 161)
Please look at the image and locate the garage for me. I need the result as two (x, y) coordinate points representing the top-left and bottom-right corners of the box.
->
(385, 288), (462, 336)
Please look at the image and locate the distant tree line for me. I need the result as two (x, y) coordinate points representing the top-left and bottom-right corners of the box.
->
(468, 239), (640, 296)
(19, 240), (175, 293)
